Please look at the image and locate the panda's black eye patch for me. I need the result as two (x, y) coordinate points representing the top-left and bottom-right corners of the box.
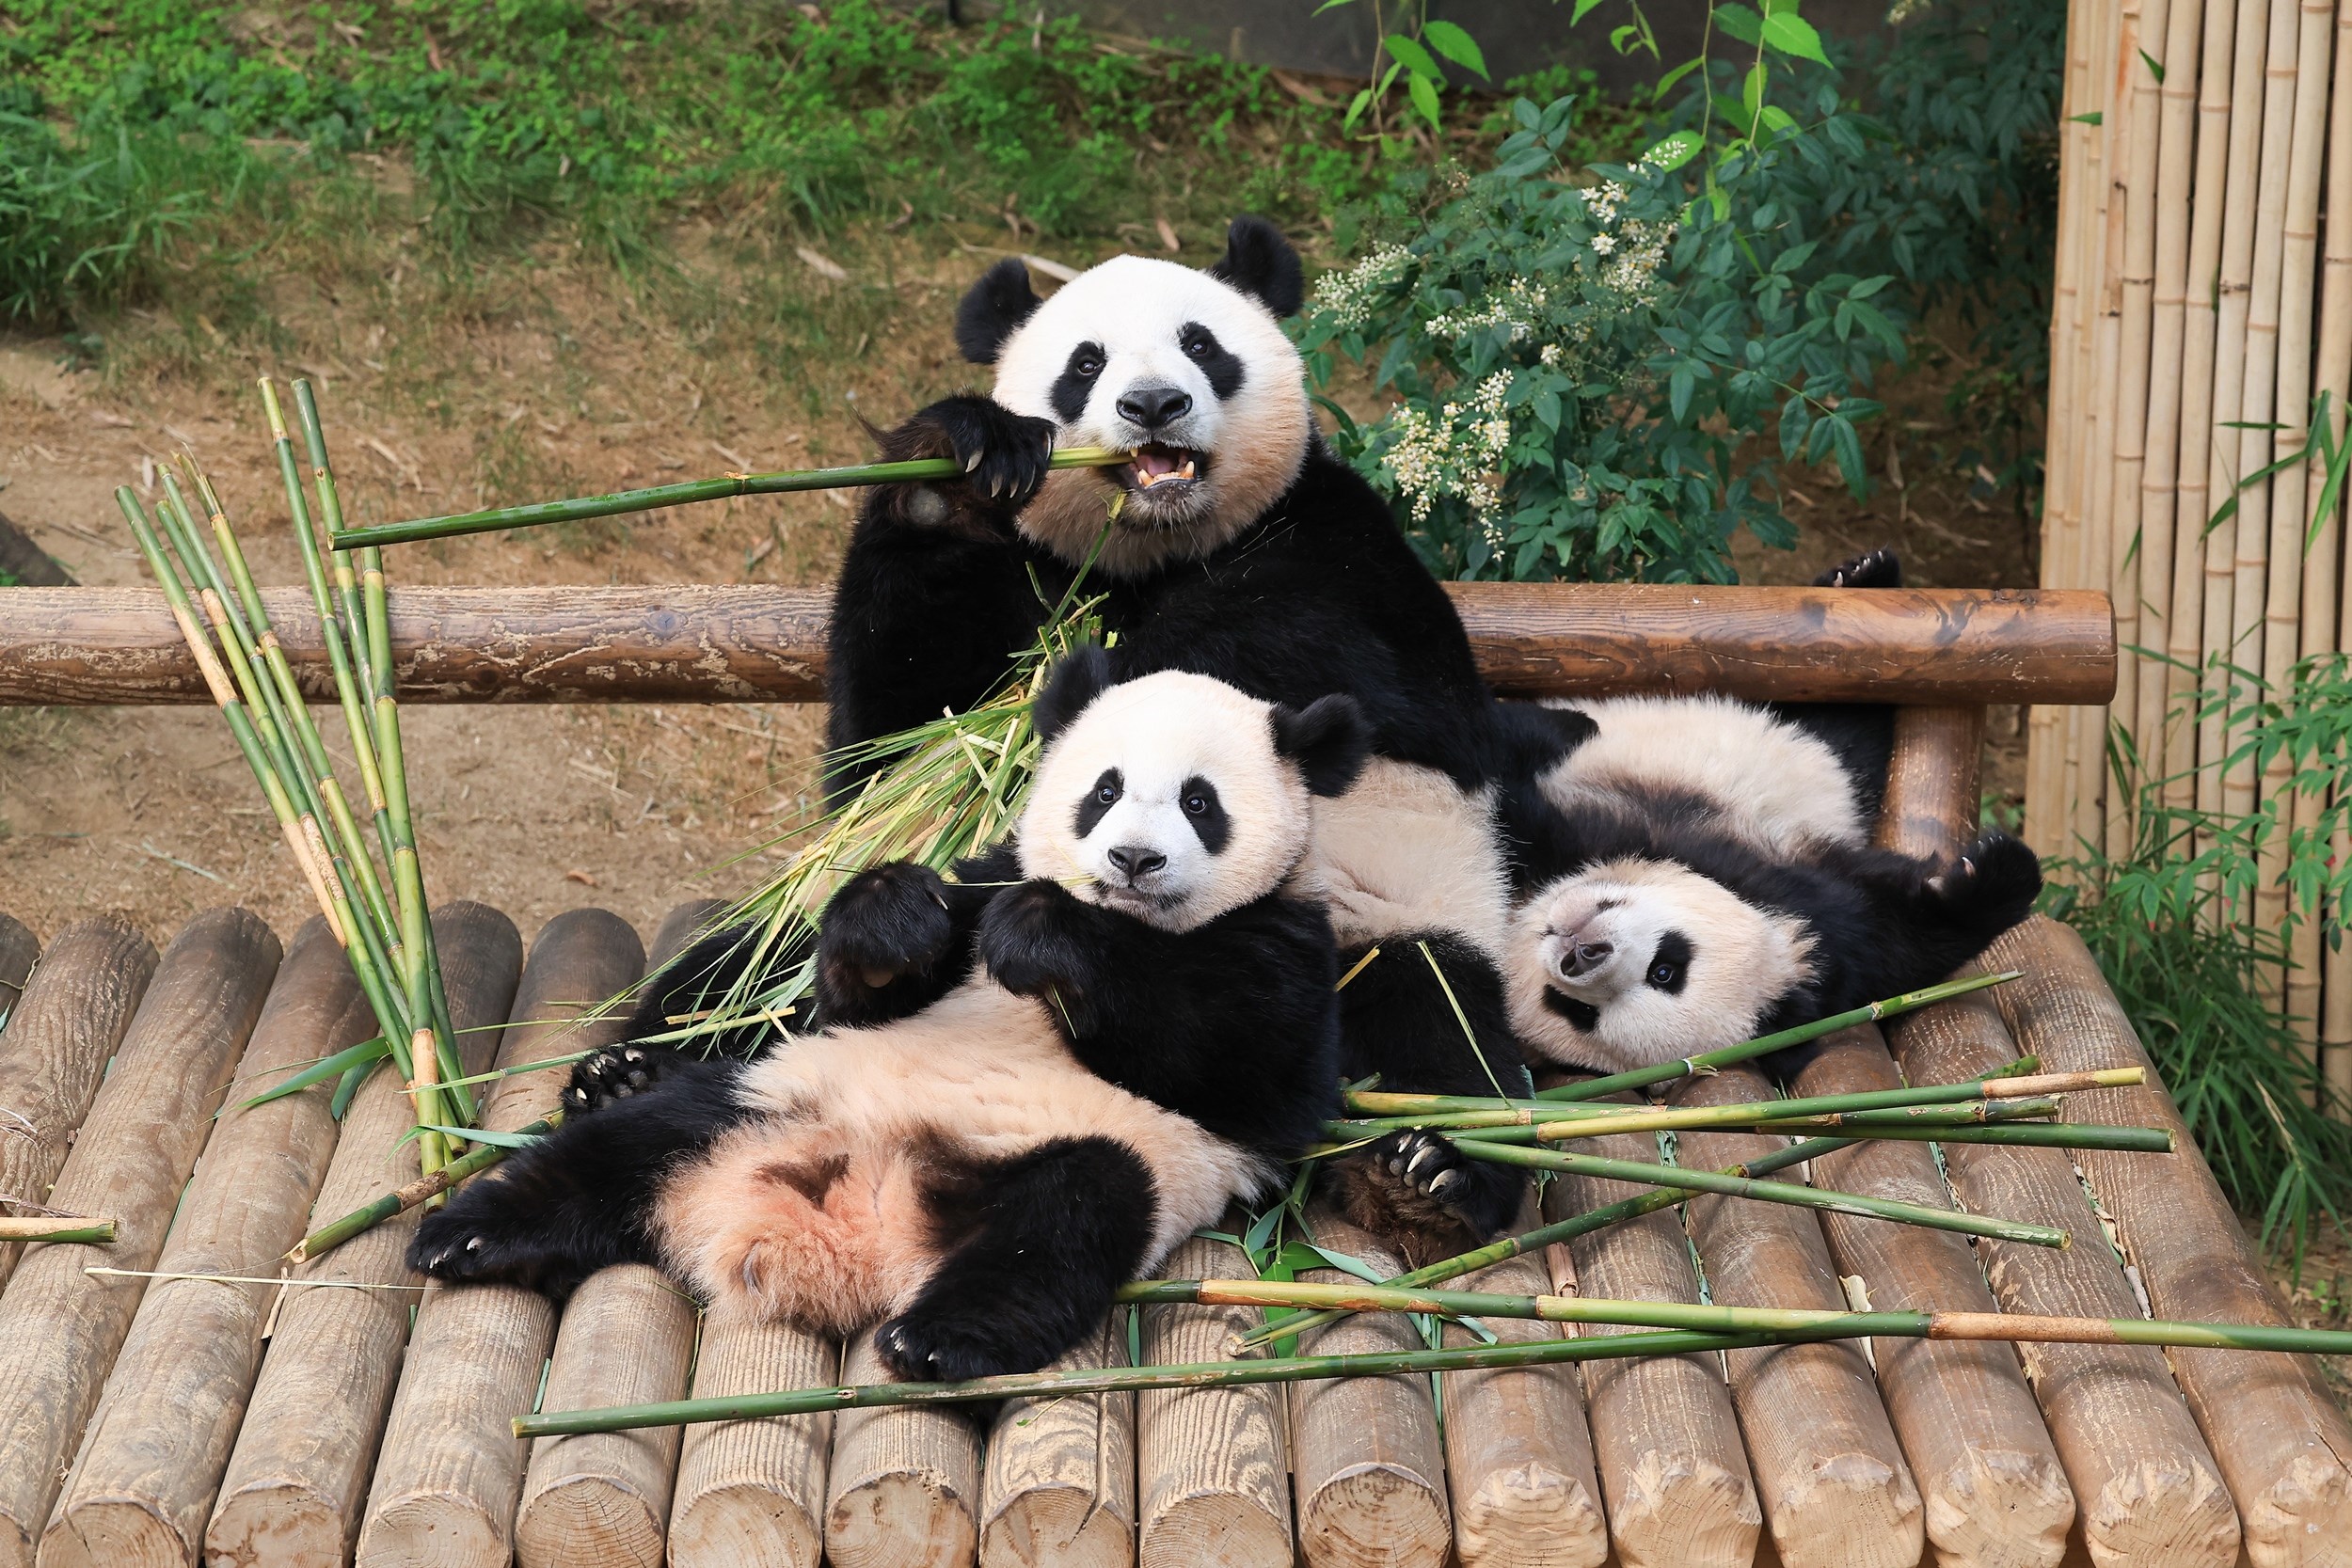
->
(1050, 341), (1107, 423)
(1177, 774), (1230, 852)
(1645, 931), (1692, 993)
(1177, 323), (1245, 400)
(1075, 768), (1122, 839)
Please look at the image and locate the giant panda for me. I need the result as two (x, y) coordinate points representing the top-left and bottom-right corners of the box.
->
(723, 218), (1534, 1259)
(1491, 550), (2042, 1075)
(411, 657), (1365, 1381)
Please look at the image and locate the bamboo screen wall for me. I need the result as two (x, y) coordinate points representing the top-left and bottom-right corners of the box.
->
(2032, 0), (2352, 1101)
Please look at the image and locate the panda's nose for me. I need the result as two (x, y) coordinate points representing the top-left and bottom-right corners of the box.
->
(1559, 940), (1613, 978)
(1115, 387), (1192, 431)
(1107, 845), (1167, 880)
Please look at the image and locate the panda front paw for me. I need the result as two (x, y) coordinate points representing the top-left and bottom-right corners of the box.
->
(564, 1045), (662, 1115)
(876, 1308), (1054, 1383)
(818, 863), (958, 1020)
(977, 880), (1103, 1022)
(1924, 831), (2043, 929)
(1813, 547), (1902, 589)
(409, 1178), (548, 1288)
(1328, 1131), (1523, 1267)
(905, 395), (1057, 510)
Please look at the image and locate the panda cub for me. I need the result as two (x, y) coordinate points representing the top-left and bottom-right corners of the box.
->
(1501, 557), (2041, 1075)
(411, 657), (1365, 1381)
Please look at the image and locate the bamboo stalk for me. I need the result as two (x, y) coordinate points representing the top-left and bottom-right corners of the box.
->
(0, 1219), (114, 1243)
(2082, 0), (2129, 859)
(2321, 0), (2352, 1114)
(284, 1111), (561, 1264)
(1429, 1121), (2171, 1155)
(1330, 1095), (2064, 1137)
(518, 1302), (2352, 1438)
(1532, 971), (2017, 1101)
(330, 448), (1133, 548)
(1445, 1139), (2072, 1247)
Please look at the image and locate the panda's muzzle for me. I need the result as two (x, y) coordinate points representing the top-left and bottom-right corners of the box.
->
(1118, 443), (1204, 496)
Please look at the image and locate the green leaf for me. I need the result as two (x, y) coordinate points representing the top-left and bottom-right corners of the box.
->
(1570, 0), (1608, 21)
(1760, 10), (1830, 65)
(1385, 33), (1442, 80)
(1610, 23), (1642, 53)
(2070, 110), (2104, 126)
(1343, 86), (1374, 133)
(1422, 20), (1489, 79)
(2140, 47), (2164, 84)
(1643, 128), (1701, 170)
(1742, 60), (1768, 120)
(1763, 0), (1802, 12)
(242, 1036), (391, 1110)
(1670, 366), (1696, 422)
(1714, 3), (1766, 46)
(1408, 70), (1444, 130)
(419, 1122), (543, 1149)
(1759, 103), (1797, 135)
(1312, 0), (1358, 10)
(1652, 55), (1704, 103)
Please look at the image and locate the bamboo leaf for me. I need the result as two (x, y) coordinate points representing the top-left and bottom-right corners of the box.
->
(242, 1035), (391, 1109)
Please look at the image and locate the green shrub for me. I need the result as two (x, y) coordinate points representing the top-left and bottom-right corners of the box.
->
(0, 105), (222, 325)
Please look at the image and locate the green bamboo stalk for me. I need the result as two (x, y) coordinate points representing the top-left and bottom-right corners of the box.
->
(1383, 1119), (2167, 1155)
(1327, 1097), (2066, 1140)
(1448, 1137), (2071, 1247)
(516, 1294), (2352, 1436)
(285, 1110), (564, 1264)
(330, 448), (1134, 549)
(0, 1218), (116, 1243)
(1240, 1132), (1855, 1348)
(1538, 971), (2021, 1101)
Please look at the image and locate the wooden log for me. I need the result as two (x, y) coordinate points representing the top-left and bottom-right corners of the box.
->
(1790, 1028), (2075, 1568)
(0, 583), (2120, 707)
(0, 907), (279, 1568)
(1539, 1094), (1758, 1568)
(978, 1315), (1136, 1568)
(1134, 1231), (1292, 1568)
(1286, 1208), (1451, 1568)
(1876, 707), (1986, 863)
(1988, 914), (2352, 1566)
(206, 902), (524, 1568)
(40, 914), (370, 1568)
(0, 919), (155, 1286)
(825, 1329), (983, 1568)
(513, 901), (714, 1568)
(357, 908), (646, 1568)
(669, 1307), (840, 1568)
(0, 911), (36, 1024)
(1438, 1195), (1607, 1568)
(1674, 1067), (1924, 1568)
(1887, 981), (2240, 1568)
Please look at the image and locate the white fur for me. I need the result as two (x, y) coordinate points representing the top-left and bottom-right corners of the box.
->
(1019, 670), (1315, 931)
(1506, 858), (1817, 1073)
(1292, 758), (1513, 965)
(992, 256), (1311, 578)
(1538, 693), (1864, 856)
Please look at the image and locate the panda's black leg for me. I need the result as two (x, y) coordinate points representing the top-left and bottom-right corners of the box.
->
(410, 1057), (749, 1300)
(1834, 831), (2044, 1001)
(874, 1135), (1155, 1382)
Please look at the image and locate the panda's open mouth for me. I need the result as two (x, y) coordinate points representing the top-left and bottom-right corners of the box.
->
(1117, 444), (1206, 497)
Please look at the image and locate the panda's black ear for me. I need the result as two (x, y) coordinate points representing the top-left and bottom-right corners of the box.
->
(1033, 645), (1114, 745)
(1272, 694), (1370, 798)
(1209, 216), (1306, 318)
(956, 257), (1043, 365)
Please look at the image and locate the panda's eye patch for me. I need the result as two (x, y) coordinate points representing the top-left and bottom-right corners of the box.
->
(1074, 768), (1123, 839)
(1050, 343), (1108, 422)
(1645, 931), (1692, 994)
(1177, 774), (1230, 853)
(1176, 322), (1245, 399)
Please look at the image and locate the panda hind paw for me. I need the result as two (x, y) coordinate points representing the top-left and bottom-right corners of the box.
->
(1926, 831), (2042, 924)
(875, 1310), (1050, 1383)
(564, 1046), (661, 1116)
(1813, 547), (1902, 590)
(408, 1187), (543, 1286)
(1330, 1132), (1522, 1267)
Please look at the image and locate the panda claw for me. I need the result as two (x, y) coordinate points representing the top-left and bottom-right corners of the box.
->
(1428, 1168), (1466, 1200)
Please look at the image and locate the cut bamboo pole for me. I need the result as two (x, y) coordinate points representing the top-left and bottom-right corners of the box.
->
(978, 1315), (1136, 1568)
(0, 919), (153, 1287)
(1887, 978), (2240, 1568)
(2081, 0), (2129, 857)
(358, 908), (646, 1568)
(1986, 914), (2352, 1563)
(0, 907), (278, 1568)
(1791, 1027), (2075, 1568)
(1672, 1067), (1924, 1568)
(2322, 0), (2352, 1115)
(1285, 1207), (1451, 1568)
(1438, 1195), (1607, 1568)
(2165, 0), (2244, 802)
(40, 914), (368, 1568)
(1134, 1230), (1293, 1568)
(824, 1328), (984, 1568)
(208, 902), (523, 1568)
(669, 1306), (840, 1568)
(0, 913), (35, 1025)
(1540, 1086), (1759, 1568)
(514, 900), (712, 1568)
(2134, 0), (2206, 774)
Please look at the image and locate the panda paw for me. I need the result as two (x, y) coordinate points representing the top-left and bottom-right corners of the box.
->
(977, 880), (1102, 1019)
(1813, 547), (1902, 590)
(907, 395), (1057, 510)
(876, 1309), (1048, 1383)
(1923, 831), (2043, 929)
(818, 863), (958, 1018)
(1328, 1131), (1523, 1267)
(408, 1179), (543, 1287)
(564, 1045), (663, 1116)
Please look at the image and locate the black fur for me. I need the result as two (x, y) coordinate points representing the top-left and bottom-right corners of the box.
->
(1271, 693), (1373, 799)
(1032, 643), (1113, 743)
(1050, 341), (1106, 422)
(1179, 322), (1247, 398)
(956, 257), (1043, 364)
(1207, 215), (1306, 317)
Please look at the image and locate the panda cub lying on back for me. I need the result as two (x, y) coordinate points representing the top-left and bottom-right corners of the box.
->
(412, 655), (1364, 1381)
(1499, 571), (2042, 1075)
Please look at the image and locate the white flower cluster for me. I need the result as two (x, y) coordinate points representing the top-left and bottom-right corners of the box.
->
(1600, 217), (1673, 307)
(1315, 244), (1413, 331)
(1426, 277), (1550, 342)
(1383, 370), (1515, 532)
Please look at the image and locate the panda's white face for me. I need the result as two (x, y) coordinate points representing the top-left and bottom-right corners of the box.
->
(1015, 670), (1317, 932)
(1505, 858), (1817, 1072)
(993, 257), (1311, 578)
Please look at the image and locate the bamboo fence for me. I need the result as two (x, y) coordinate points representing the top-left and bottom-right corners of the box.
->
(2032, 0), (2352, 1108)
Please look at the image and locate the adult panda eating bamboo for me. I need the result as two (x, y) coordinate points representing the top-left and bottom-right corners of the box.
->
(651, 219), (1539, 1260)
(413, 658), (1364, 1379)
